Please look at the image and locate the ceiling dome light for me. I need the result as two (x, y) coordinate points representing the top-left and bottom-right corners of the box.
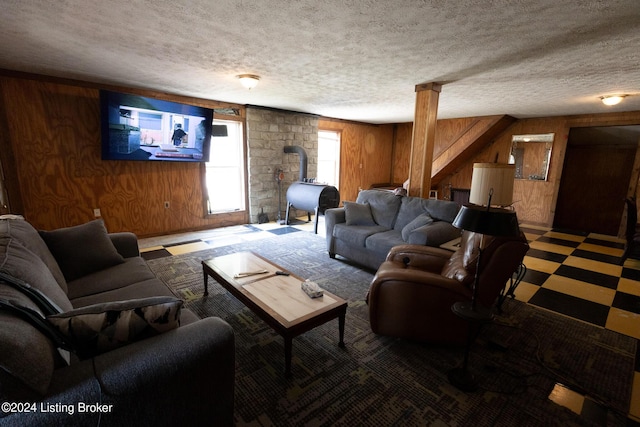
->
(601, 95), (625, 106)
(237, 74), (260, 90)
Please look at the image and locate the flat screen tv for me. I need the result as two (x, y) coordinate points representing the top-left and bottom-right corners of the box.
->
(100, 90), (213, 162)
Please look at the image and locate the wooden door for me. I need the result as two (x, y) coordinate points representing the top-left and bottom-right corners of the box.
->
(554, 130), (637, 235)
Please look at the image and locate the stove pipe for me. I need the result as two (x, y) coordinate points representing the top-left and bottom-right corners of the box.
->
(284, 145), (307, 181)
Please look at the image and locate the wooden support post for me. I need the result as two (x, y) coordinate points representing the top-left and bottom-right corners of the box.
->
(408, 82), (441, 198)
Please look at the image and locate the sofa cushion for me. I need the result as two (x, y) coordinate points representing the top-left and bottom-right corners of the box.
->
(333, 223), (387, 248)
(69, 278), (178, 308)
(394, 197), (460, 231)
(0, 285), (61, 396)
(0, 236), (73, 312)
(401, 213), (434, 241)
(356, 190), (402, 229)
(423, 198), (460, 222)
(47, 296), (183, 359)
(67, 257), (157, 300)
(365, 230), (406, 256)
(40, 219), (125, 282)
(0, 219), (67, 293)
(344, 202), (376, 226)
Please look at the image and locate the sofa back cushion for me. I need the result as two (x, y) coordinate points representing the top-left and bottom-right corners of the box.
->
(0, 236), (73, 312)
(0, 219), (67, 293)
(424, 198), (460, 222)
(395, 197), (428, 231)
(0, 285), (61, 397)
(355, 190), (402, 229)
(394, 197), (460, 231)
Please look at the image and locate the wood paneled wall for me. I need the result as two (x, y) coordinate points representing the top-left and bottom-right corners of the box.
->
(0, 74), (246, 236)
(318, 118), (394, 203)
(392, 117), (515, 197)
(392, 113), (640, 228)
(411, 116), (568, 225)
(4, 72), (640, 235)
(392, 123), (413, 185)
(483, 118), (568, 226)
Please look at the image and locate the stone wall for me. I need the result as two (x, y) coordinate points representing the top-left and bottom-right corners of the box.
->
(246, 107), (318, 224)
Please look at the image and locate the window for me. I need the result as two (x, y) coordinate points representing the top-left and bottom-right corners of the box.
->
(317, 130), (341, 188)
(205, 120), (245, 213)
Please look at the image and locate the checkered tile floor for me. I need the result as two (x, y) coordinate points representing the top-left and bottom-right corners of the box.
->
(517, 224), (640, 341)
(518, 224), (640, 424)
(139, 219), (640, 423)
(139, 219), (317, 259)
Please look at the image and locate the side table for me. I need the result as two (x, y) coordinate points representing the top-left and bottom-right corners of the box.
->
(439, 237), (461, 252)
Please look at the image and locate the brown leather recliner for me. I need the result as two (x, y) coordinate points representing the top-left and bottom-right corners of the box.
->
(367, 230), (529, 345)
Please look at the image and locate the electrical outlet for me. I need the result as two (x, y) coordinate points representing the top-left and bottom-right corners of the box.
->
(164, 201), (170, 209)
(93, 208), (101, 217)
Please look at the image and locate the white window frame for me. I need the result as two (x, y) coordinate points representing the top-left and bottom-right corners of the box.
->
(204, 119), (246, 213)
(317, 130), (341, 188)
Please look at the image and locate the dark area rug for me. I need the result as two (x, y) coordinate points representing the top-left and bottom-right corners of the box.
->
(146, 231), (636, 426)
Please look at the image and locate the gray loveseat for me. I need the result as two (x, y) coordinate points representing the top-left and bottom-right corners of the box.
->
(0, 217), (234, 426)
(325, 189), (461, 270)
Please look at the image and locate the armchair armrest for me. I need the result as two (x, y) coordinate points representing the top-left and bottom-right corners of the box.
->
(108, 232), (140, 258)
(385, 244), (453, 272)
(372, 263), (470, 298)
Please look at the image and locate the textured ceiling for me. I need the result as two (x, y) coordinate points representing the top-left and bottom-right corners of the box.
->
(1, 0), (639, 124)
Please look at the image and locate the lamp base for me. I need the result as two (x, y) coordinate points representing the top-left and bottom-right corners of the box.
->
(451, 301), (494, 323)
(447, 367), (478, 392)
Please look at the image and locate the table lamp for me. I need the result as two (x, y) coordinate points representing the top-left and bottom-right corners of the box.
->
(447, 163), (520, 391)
(469, 163), (515, 207)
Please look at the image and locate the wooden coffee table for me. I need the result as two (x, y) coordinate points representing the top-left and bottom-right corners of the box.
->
(202, 251), (347, 376)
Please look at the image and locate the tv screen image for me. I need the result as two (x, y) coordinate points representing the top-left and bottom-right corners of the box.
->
(100, 90), (213, 162)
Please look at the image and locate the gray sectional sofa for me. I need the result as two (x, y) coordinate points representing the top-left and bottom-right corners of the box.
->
(325, 189), (461, 270)
(0, 217), (235, 426)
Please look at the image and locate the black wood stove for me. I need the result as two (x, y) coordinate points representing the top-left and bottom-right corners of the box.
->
(283, 145), (340, 234)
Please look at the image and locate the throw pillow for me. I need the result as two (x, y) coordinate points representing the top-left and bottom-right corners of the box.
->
(47, 297), (183, 359)
(39, 219), (125, 282)
(344, 202), (377, 226)
(401, 213), (434, 241)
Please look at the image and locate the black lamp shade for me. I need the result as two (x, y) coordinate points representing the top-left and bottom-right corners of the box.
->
(452, 204), (520, 237)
